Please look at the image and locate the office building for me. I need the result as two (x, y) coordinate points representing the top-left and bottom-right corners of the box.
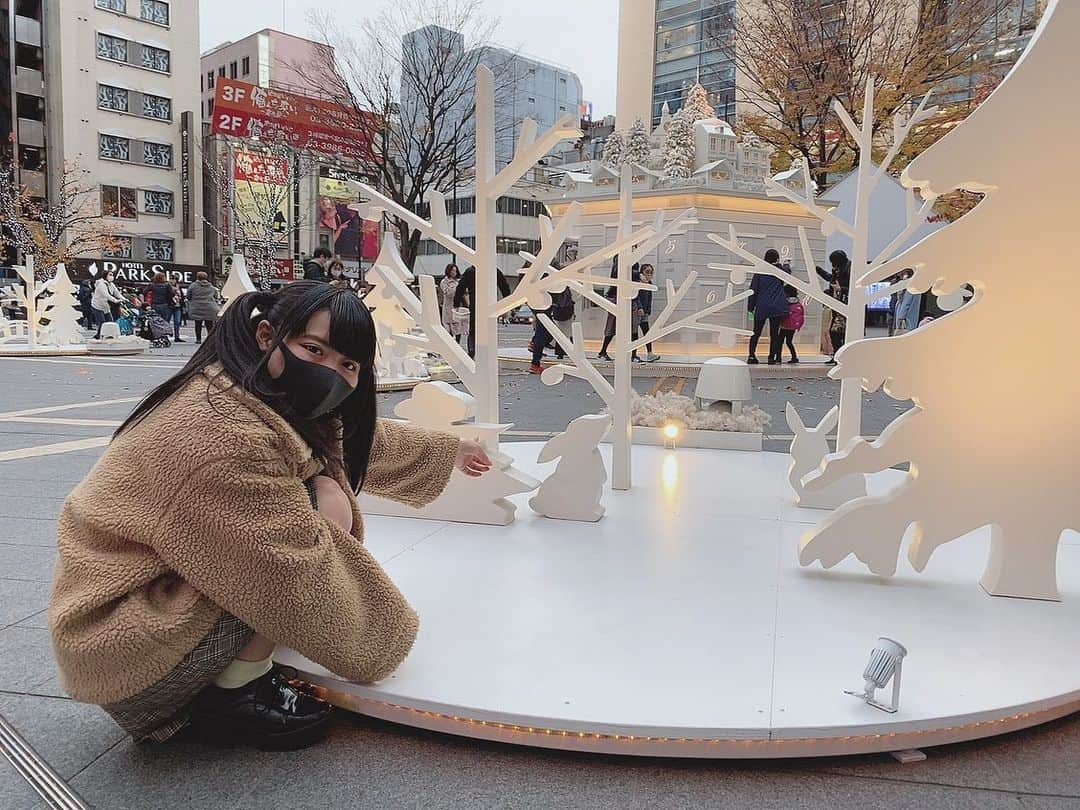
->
(400, 26), (585, 169)
(0, 0), (204, 277)
(200, 29), (333, 126)
(615, 0), (1044, 132)
(617, 0), (737, 129)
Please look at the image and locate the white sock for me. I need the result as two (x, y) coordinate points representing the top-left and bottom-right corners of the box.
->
(213, 655), (273, 690)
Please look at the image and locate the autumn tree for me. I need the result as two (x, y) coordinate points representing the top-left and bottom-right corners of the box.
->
(302, 0), (519, 269)
(0, 160), (121, 279)
(721, 0), (1008, 191)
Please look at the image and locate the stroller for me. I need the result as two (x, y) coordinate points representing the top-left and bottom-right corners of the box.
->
(138, 307), (172, 348)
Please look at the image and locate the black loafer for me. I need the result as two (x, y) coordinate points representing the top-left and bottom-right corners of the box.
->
(191, 668), (331, 750)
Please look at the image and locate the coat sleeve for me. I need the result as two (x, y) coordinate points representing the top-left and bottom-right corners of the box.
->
(154, 453), (420, 684)
(362, 419), (460, 508)
(748, 275), (759, 312)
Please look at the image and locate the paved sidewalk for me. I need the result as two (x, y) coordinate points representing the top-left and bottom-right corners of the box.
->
(1, 348), (1076, 809)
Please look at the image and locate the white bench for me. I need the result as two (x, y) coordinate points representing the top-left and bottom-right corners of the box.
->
(693, 357), (752, 415)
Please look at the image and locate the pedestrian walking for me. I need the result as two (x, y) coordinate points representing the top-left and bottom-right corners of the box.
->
(48, 281), (492, 750)
(779, 284), (805, 364)
(818, 250), (852, 363)
(453, 265), (511, 357)
(91, 271), (124, 339)
(303, 247), (332, 282)
(549, 282), (575, 360)
(77, 280), (94, 328)
(635, 264), (657, 362)
(747, 249), (788, 365)
(186, 272), (221, 344)
(439, 264), (467, 344)
(171, 281), (186, 342)
(597, 258), (640, 362)
(150, 272), (179, 342)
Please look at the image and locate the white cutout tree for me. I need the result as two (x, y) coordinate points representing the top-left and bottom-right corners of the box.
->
(709, 79), (939, 505)
(2, 256), (50, 350)
(539, 165), (748, 490)
(799, 0), (1076, 601)
(219, 253), (257, 310)
(364, 240), (429, 382)
(41, 264), (83, 347)
(682, 84), (715, 123)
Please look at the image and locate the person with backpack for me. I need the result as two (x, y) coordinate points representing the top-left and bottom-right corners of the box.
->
(778, 284), (805, 364)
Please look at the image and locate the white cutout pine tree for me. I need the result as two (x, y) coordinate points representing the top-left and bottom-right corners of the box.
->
(799, 0), (1077, 601)
(41, 264), (83, 346)
(663, 110), (695, 180)
(219, 253), (257, 310)
(623, 119), (651, 166)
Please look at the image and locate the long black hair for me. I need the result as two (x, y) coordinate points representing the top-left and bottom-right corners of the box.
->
(115, 281), (378, 491)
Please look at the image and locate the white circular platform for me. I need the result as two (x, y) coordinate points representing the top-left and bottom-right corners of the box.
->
(278, 444), (1080, 758)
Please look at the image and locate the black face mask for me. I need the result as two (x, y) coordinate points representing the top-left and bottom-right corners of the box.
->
(273, 344), (356, 419)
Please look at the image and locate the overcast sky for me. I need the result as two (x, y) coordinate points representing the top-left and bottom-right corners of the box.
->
(200, 0), (620, 116)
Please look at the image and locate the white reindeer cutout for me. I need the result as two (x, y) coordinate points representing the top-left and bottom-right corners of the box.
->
(530, 414), (612, 523)
(358, 382), (540, 526)
(787, 404), (865, 510)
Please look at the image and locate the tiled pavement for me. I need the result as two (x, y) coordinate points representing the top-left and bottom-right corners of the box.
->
(1, 346), (1078, 809)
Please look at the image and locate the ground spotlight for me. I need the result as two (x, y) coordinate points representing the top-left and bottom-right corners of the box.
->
(844, 637), (907, 713)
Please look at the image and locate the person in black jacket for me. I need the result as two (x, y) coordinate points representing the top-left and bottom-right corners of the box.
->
(747, 249), (788, 365)
(816, 250), (852, 363)
(453, 265), (511, 357)
(303, 247), (332, 282)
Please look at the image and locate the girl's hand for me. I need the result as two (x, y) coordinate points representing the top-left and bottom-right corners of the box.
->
(456, 440), (493, 478)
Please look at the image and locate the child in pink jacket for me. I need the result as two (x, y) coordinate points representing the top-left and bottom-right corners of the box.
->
(779, 284), (805, 364)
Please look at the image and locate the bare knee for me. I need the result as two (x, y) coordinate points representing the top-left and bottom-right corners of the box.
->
(313, 475), (353, 534)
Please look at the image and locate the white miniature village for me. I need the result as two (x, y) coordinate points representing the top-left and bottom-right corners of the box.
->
(276, 0), (1077, 760)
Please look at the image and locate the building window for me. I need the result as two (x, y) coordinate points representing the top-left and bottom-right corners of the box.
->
(101, 185), (138, 219)
(218, 66), (225, 77)
(145, 238), (174, 261)
(229, 61), (237, 79)
(104, 237), (133, 258)
(241, 56), (250, 76)
(143, 189), (174, 215)
(97, 84), (129, 113)
(206, 71), (214, 89)
(142, 93), (171, 121)
(142, 141), (173, 168)
(140, 0), (169, 25)
(99, 134), (131, 162)
(97, 33), (128, 62)
(206, 99), (214, 118)
(141, 44), (170, 73)
(95, 0), (126, 11)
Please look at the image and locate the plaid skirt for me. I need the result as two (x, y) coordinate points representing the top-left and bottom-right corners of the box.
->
(101, 613), (253, 742)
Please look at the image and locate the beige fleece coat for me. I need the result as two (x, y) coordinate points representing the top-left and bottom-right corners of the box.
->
(49, 368), (459, 706)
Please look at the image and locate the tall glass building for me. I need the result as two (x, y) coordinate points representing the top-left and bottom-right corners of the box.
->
(651, 0), (736, 127)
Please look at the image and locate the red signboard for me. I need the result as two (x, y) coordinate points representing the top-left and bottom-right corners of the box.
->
(211, 79), (372, 161)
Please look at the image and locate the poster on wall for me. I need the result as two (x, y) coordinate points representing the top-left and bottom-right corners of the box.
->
(233, 150), (290, 247)
(317, 173), (379, 261)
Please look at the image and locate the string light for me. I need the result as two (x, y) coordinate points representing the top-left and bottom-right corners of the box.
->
(314, 689), (1060, 755)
